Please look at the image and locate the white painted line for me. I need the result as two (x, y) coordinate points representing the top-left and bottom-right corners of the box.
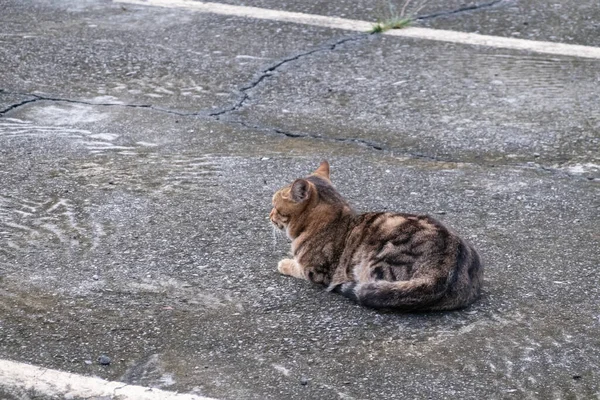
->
(385, 28), (600, 59)
(115, 0), (600, 60)
(0, 359), (217, 400)
(115, 0), (372, 31)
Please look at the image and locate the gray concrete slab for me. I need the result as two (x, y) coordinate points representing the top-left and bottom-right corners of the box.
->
(1, 0), (599, 399)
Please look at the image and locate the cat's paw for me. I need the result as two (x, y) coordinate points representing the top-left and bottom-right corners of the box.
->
(277, 258), (296, 276)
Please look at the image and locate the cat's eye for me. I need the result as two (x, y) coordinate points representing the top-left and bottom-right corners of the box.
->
(275, 209), (290, 220)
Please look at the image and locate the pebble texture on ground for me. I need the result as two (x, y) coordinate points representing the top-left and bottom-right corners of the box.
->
(0, 1), (599, 399)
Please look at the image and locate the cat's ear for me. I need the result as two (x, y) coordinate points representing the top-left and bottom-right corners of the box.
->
(290, 179), (311, 203)
(313, 160), (330, 180)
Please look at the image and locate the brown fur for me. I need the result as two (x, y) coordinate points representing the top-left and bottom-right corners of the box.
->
(269, 161), (483, 311)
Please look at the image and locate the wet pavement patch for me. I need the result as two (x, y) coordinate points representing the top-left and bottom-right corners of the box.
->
(1, 0), (599, 399)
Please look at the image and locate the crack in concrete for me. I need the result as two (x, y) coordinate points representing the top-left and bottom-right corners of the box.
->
(0, 28), (594, 182)
(0, 96), (40, 115)
(0, 91), (202, 117)
(209, 33), (369, 118)
(233, 119), (385, 150)
(416, 0), (507, 21)
(2, 89), (593, 179)
(228, 119), (598, 181)
(231, 119), (446, 162)
(0, 34), (367, 119)
(0, 89), (593, 180)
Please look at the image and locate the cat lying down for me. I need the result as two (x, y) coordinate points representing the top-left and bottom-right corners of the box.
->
(269, 161), (483, 311)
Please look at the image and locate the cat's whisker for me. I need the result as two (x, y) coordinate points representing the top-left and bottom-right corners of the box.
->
(271, 225), (283, 248)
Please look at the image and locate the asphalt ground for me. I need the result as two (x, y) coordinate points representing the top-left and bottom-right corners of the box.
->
(0, 1), (599, 399)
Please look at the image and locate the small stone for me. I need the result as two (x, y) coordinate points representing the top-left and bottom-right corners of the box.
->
(533, 153), (540, 157)
(84, 360), (93, 365)
(92, 275), (99, 281)
(434, 210), (446, 215)
(97, 355), (111, 366)
(261, 157), (270, 161)
(300, 377), (309, 386)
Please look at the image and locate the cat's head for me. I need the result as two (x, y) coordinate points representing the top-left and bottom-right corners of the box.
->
(270, 161), (348, 239)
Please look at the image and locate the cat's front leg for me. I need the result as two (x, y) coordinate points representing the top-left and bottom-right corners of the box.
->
(277, 258), (307, 280)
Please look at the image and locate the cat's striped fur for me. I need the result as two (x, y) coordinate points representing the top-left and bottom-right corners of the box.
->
(269, 161), (483, 311)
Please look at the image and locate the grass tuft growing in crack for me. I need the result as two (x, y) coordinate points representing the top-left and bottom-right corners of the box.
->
(370, 16), (412, 33)
(370, 23), (385, 34)
(370, 0), (429, 33)
(370, 0), (506, 31)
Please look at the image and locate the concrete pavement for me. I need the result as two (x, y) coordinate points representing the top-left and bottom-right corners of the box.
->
(0, 1), (599, 399)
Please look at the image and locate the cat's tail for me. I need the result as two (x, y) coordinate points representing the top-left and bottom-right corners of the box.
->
(333, 269), (481, 311)
(332, 280), (446, 311)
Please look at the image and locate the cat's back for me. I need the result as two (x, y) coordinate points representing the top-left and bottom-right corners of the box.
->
(350, 211), (451, 249)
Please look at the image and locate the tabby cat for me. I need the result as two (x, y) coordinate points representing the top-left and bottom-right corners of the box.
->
(269, 161), (482, 311)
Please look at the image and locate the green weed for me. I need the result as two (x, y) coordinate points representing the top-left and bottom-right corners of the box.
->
(370, 0), (429, 33)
